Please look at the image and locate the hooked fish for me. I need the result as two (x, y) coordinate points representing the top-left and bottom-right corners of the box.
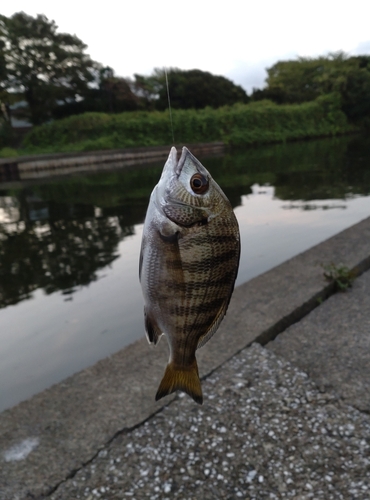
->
(139, 147), (240, 404)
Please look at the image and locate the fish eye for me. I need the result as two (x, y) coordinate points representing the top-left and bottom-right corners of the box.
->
(190, 173), (209, 194)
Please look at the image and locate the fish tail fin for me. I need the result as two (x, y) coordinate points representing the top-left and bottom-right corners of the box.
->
(155, 359), (203, 405)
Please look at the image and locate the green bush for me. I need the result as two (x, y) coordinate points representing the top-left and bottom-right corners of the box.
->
(0, 147), (18, 158)
(21, 95), (357, 154)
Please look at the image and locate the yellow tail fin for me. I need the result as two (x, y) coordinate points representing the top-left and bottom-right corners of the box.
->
(155, 359), (203, 405)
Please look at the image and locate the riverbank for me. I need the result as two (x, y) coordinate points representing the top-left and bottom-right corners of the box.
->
(1, 216), (370, 499)
(1, 93), (358, 161)
(0, 142), (224, 182)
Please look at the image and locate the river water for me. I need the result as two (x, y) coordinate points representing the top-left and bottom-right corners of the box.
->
(1, 135), (370, 411)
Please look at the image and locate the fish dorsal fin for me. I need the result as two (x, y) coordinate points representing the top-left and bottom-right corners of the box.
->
(144, 308), (163, 345)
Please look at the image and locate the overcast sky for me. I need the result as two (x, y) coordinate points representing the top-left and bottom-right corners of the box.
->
(3, 1), (370, 93)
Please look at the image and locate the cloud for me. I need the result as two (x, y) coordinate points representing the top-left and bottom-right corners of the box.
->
(226, 52), (298, 93)
(227, 64), (268, 93)
(351, 41), (370, 55)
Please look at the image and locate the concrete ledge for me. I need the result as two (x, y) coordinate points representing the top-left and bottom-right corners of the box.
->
(1, 216), (370, 499)
(0, 143), (225, 182)
(268, 268), (370, 412)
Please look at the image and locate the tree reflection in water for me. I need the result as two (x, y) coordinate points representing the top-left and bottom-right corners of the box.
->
(0, 212), (133, 308)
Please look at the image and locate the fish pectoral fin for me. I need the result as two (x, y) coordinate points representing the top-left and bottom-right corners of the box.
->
(144, 308), (163, 345)
(163, 204), (208, 228)
(155, 360), (203, 405)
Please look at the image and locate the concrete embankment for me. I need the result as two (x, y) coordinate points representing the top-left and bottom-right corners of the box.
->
(1, 217), (370, 499)
(0, 142), (224, 182)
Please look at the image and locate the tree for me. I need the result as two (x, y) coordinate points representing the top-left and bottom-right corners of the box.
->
(133, 68), (249, 110)
(253, 53), (370, 123)
(341, 65), (370, 122)
(98, 69), (140, 113)
(260, 53), (351, 104)
(53, 67), (141, 119)
(0, 12), (99, 124)
(132, 72), (162, 110)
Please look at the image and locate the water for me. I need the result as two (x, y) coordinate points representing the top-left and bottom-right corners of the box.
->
(1, 135), (370, 412)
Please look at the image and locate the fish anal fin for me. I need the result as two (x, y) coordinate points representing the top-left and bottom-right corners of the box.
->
(155, 359), (203, 405)
(144, 308), (163, 345)
(197, 302), (229, 350)
(197, 325), (218, 350)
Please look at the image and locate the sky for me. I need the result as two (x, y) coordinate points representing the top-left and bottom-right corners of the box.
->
(3, 1), (370, 93)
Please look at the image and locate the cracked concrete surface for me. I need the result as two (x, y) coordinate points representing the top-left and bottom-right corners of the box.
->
(268, 268), (370, 413)
(49, 344), (370, 500)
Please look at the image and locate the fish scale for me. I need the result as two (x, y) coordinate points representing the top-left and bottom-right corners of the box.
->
(140, 147), (240, 404)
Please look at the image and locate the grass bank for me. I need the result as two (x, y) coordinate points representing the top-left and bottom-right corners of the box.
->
(4, 93), (358, 157)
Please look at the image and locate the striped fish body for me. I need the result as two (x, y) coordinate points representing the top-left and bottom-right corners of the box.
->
(139, 147), (240, 404)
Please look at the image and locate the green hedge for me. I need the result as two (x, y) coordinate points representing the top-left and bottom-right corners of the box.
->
(22, 93), (357, 154)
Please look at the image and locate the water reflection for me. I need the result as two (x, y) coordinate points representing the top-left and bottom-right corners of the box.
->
(1, 135), (370, 411)
(281, 203), (347, 211)
(0, 215), (132, 307)
(1, 134), (370, 309)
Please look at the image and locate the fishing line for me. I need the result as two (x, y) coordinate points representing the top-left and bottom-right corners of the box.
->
(164, 68), (175, 145)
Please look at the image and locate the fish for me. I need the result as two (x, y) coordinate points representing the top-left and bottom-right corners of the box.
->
(139, 147), (240, 404)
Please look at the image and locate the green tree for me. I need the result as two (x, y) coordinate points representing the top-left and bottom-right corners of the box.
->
(341, 66), (370, 122)
(53, 67), (141, 118)
(0, 88), (12, 147)
(260, 53), (350, 103)
(98, 69), (140, 113)
(134, 68), (249, 110)
(132, 72), (162, 109)
(0, 11), (99, 124)
(254, 52), (370, 123)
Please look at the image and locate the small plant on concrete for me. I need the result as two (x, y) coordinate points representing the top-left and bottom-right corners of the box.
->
(322, 263), (357, 292)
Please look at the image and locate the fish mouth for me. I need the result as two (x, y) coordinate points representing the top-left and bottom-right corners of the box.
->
(175, 147), (205, 177)
(175, 147), (189, 177)
(164, 146), (205, 178)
